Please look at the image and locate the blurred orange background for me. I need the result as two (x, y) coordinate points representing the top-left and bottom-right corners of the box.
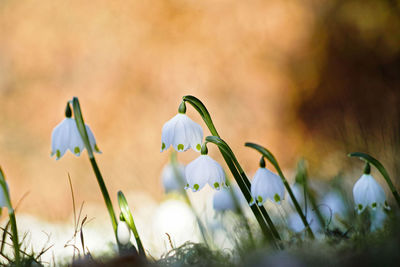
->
(1, 0), (399, 222)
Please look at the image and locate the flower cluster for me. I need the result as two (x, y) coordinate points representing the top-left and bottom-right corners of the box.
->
(160, 102), (226, 192)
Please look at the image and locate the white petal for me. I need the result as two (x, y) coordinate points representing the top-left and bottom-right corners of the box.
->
(68, 120), (85, 156)
(251, 168), (284, 205)
(213, 188), (235, 211)
(185, 156), (208, 191)
(353, 174), (386, 212)
(206, 157), (226, 190)
(172, 116), (190, 152)
(85, 124), (101, 154)
(185, 155), (225, 192)
(51, 118), (71, 159)
(187, 119), (203, 152)
(117, 221), (131, 245)
(161, 117), (175, 152)
(161, 114), (204, 153)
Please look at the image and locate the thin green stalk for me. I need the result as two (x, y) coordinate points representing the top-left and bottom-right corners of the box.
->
(349, 152), (400, 209)
(182, 95), (281, 246)
(90, 158), (118, 234)
(72, 98), (120, 247)
(9, 212), (20, 266)
(245, 142), (315, 239)
(118, 191), (145, 257)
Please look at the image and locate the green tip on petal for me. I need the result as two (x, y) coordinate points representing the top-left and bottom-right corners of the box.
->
(196, 144), (201, 151)
(161, 142), (166, 150)
(74, 147), (80, 154)
(193, 184), (200, 191)
(371, 202), (377, 208)
(56, 150), (61, 159)
(94, 144), (101, 152)
(274, 193), (280, 203)
(257, 196), (263, 203)
(214, 182), (220, 189)
(177, 144), (184, 151)
(358, 204), (363, 210)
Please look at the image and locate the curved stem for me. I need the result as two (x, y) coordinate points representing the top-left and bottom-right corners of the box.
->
(348, 152), (400, 209)
(90, 158), (119, 242)
(72, 98), (120, 247)
(183, 95), (281, 246)
(245, 142), (315, 239)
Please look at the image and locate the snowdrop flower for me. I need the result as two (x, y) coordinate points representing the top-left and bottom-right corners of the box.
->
(161, 163), (186, 193)
(117, 220), (131, 245)
(185, 145), (226, 192)
(161, 102), (203, 153)
(250, 157), (285, 206)
(353, 163), (388, 213)
(51, 102), (101, 160)
(213, 186), (244, 212)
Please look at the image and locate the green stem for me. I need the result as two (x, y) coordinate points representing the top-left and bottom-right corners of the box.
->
(245, 142), (315, 239)
(9, 211), (20, 266)
(348, 152), (400, 209)
(71, 98), (120, 247)
(183, 95), (281, 246)
(90, 158), (119, 242)
(118, 191), (145, 257)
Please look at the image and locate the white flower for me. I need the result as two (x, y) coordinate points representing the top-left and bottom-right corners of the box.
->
(161, 113), (203, 153)
(117, 221), (131, 245)
(250, 167), (285, 206)
(353, 174), (388, 213)
(161, 163), (186, 193)
(185, 155), (226, 192)
(212, 186), (245, 212)
(51, 118), (101, 160)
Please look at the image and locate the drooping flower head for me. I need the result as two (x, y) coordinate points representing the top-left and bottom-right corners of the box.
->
(161, 102), (203, 153)
(353, 163), (388, 213)
(250, 157), (285, 206)
(51, 101), (101, 160)
(185, 144), (226, 192)
(161, 162), (186, 193)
